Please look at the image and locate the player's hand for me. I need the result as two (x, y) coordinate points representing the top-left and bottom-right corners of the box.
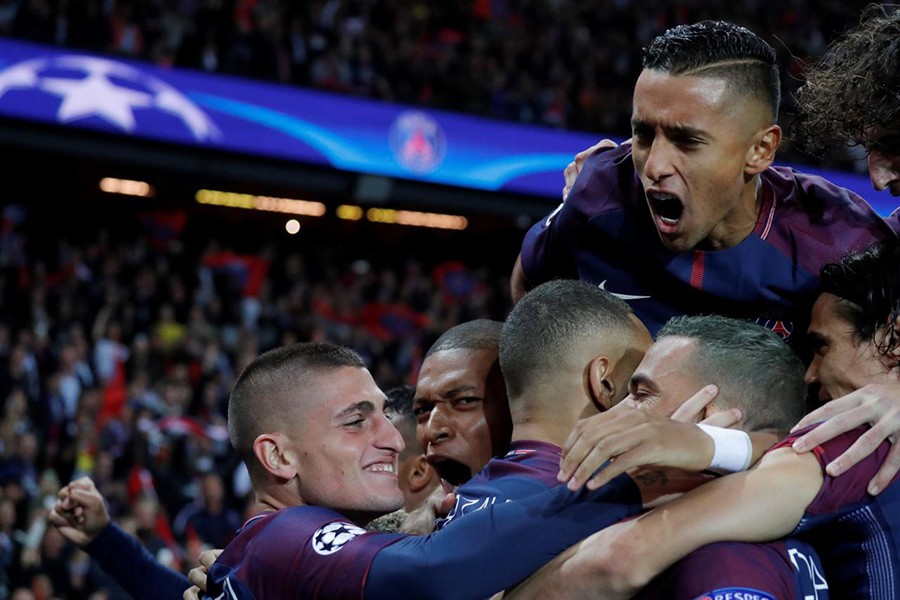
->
(559, 386), (724, 491)
(791, 382), (900, 494)
(400, 484), (455, 535)
(562, 138), (630, 200)
(186, 548), (222, 595)
(47, 477), (111, 546)
(183, 586), (201, 600)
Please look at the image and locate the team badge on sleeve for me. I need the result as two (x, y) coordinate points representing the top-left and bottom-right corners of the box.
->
(312, 522), (367, 556)
(693, 589), (775, 600)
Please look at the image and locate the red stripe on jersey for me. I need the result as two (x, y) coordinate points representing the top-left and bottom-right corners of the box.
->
(690, 251), (705, 288)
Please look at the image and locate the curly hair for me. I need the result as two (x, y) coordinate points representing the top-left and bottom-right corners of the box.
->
(792, 4), (900, 156)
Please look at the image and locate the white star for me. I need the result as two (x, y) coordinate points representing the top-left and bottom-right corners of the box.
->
(0, 60), (41, 99)
(41, 71), (153, 131)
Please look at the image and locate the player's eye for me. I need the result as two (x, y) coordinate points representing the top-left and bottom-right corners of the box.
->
(412, 404), (432, 418)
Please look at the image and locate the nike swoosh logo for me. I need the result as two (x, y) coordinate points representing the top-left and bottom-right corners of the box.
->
(598, 280), (651, 300)
(544, 203), (564, 227)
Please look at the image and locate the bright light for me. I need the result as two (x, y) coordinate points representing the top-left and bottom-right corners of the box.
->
(365, 207), (467, 230)
(336, 205), (364, 221)
(195, 189), (326, 217)
(99, 177), (154, 197)
(285, 219), (301, 234)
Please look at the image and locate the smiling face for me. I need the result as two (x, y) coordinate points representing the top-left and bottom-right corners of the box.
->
(631, 69), (778, 252)
(805, 293), (899, 402)
(413, 348), (512, 486)
(287, 366), (405, 523)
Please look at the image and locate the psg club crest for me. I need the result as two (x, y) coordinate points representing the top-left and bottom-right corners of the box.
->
(755, 310), (794, 341)
(312, 521), (367, 556)
(0, 54), (219, 141)
(389, 110), (446, 173)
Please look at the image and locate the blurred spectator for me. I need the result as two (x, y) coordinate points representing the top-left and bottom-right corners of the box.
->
(172, 471), (241, 551)
(3, 0), (878, 168)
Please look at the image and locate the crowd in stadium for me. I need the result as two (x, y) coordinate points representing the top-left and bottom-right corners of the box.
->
(0, 0), (878, 167)
(0, 202), (511, 598)
(2, 1), (900, 600)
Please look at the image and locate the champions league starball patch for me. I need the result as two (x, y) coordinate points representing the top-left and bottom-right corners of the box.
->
(693, 588), (775, 600)
(312, 521), (368, 556)
(389, 110), (446, 173)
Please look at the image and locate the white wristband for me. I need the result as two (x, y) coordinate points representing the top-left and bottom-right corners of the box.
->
(697, 424), (753, 473)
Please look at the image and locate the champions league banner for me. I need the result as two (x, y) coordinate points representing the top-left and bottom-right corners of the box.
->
(0, 38), (893, 216)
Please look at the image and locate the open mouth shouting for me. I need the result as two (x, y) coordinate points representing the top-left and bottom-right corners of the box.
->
(427, 455), (472, 486)
(647, 191), (684, 232)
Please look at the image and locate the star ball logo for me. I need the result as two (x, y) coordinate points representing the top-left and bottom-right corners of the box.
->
(0, 55), (219, 141)
(312, 521), (367, 555)
(389, 110), (446, 174)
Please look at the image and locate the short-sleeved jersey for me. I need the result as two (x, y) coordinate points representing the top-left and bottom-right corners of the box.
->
(771, 426), (900, 598)
(519, 145), (898, 338)
(438, 440), (563, 529)
(205, 473), (643, 600)
(205, 506), (402, 600)
(636, 539), (829, 600)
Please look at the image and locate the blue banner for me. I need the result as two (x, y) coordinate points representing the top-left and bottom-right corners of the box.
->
(0, 37), (894, 217)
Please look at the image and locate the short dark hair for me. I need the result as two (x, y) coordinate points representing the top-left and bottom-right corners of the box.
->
(820, 237), (900, 360)
(384, 383), (418, 457)
(500, 280), (635, 400)
(792, 4), (900, 155)
(228, 342), (366, 467)
(643, 20), (780, 121)
(424, 319), (502, 358)
(657, 315), (806, 432)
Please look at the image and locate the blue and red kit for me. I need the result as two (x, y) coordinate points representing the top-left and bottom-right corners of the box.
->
(772, 425), (900, 599)
(438, 439), (564, 529)
(203, 471), (641, 600)
(519, 145), (898, 339)
(636, 539), (829, 600)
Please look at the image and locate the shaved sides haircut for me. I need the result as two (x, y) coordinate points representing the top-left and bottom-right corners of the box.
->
(228, 342), (367, 470)
(643, 20), (780, 121)
(424, 319), (503, 358)
(500, 280), (635, 399)
(657, 315), (805, 432)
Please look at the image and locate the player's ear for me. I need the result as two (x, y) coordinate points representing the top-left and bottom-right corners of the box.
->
(588, 356), (615, 411)
(745, 123), (781, 175)
(407, 455), (437, 494)
(253, 432), (298, 481)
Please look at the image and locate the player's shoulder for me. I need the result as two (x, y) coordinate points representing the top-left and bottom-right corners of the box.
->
(766, 166), (886, 224)
(763, 166), (894, 264)
(564, 143), (640, 217)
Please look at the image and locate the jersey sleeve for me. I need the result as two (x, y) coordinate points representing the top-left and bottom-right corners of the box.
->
(771, 425), (896, 516)
(365, 473), (642, 600)
(207, 507), (404, 600)
(518, 144), (637, 288)
(83, 522), (191, 600)
(636, 540), (828, 600)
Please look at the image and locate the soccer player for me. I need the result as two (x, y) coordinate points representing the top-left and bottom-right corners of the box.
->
(383, 384), (440, 513)
(511, 20), (896, 341)
(412, 319), (512, 487)
(438, 280), (654, 529)
(788, 2), (900, 498)
(507, 237), (900, 599)
(200, 342), (642, 599)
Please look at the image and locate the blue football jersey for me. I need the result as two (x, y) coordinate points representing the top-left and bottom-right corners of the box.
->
(520, 145), (897, 339)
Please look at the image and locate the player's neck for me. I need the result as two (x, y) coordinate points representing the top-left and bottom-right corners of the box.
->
(700, 176), (764, 250)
